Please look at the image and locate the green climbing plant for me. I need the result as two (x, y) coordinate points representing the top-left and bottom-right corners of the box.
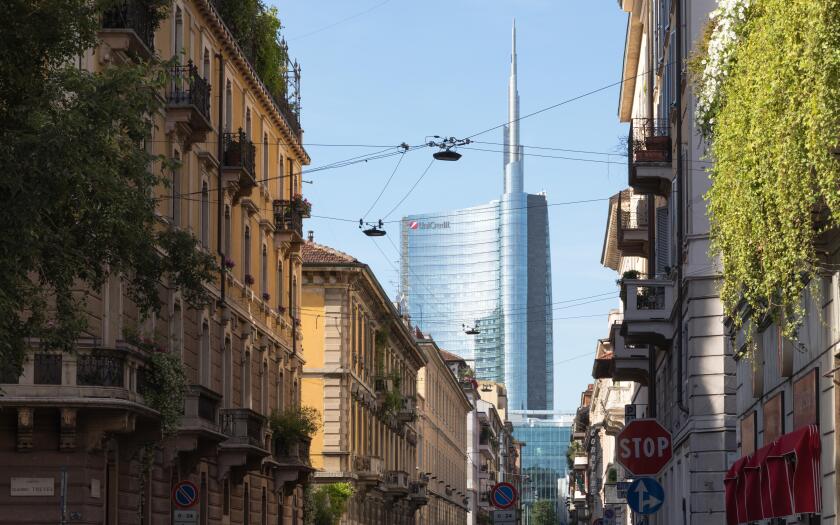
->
(141, 351), (187, 436)
(699, 0), (840, 340)
(270, 405), (321, 450)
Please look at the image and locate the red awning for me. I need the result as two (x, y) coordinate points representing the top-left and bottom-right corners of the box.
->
(725, 425), (821, 525)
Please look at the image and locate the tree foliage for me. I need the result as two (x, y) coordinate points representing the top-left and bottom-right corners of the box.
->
(701, 0), (840, 338)
(304, 483), (354, 525)
(0, 0), (217, 378)
(215, 0), (289, 102)
(531, 499), (558, 525)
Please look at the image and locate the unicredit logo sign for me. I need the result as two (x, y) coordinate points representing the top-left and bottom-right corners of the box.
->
(408, 220), (450, 230)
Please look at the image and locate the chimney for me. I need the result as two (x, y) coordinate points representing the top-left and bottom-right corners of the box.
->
(307, 230), (314, 242)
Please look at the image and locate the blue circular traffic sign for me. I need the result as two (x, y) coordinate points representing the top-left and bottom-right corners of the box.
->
(172, 480), (199, 509)
(626, 477), (664, 515)
(490, 482), (517, 509)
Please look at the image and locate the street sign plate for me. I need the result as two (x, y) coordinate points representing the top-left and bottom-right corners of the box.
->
(616, 481), (631, 499)
(173, 509), (198, 525)
(172, 480), (199, 509)
(489, 482), (517, 510)
(616, 419), (673, 476)
(492, 509), (516, 524)
(625, 404), (636, 423)
(626, 477), (665, 515)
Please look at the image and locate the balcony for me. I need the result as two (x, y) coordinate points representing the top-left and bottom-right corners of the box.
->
(385, 470), (410, 496)
(616, 190), (649, 257)
(629, 118), (672, 196)
(573, 455), (588, 470)
(397, 396), (418, 423)
(409, 481), (429, 506)
(272, 199), (306, 244)
(0, 344), (158, 450)
(175, 385), (226, 454)
(165, 62), (212, 147)
(217, 408), (270, 480)
(269, 436), (314, 488)
(354, 455), (384, 487)
(99, 0), (156, 59)
(620, 278), (676, 346)
(611, 332), (650, 385)
(222, 130), (256, 197)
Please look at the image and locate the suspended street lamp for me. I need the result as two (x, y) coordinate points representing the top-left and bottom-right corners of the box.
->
(359, 219), (386, 237)
(428, 136), (471, 161)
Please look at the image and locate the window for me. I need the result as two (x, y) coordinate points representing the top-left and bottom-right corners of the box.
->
(243, 349), (252, 409)
(222, 478), (230, 516)
(172, 152), (181, 226)
(200, 473), (208, 525)
(261, 245), (268, 296)
(200, 320), (210, 386)
(261, 487), (267, 525)
(277, 497), (284, 525)
(223, 337), (232, 407)
(243, 483), (250, 525)
(276, 261), (283, 311)
(261, 360), (268, 414)
(225, 81), (232, 133)
(263, 133), (269, 187)
(174, 7), (183, 60)
(224, 205), (231, 258)
(172, 301), (183, 357)
(203, 48), (210, 79)
(245, 108), (252, 140)
(244, 225), (252, 283)
(278, 153), (285, 197)
(201, 181), (209, 247)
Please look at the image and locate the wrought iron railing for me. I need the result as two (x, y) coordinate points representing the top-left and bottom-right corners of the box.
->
(77, 353), (125, 387)
(272, 200), (303, 237)
(101, 0), (156, 51)
(223, 130), (256, 181)
(167, 61), (211, 122)
(629, 118), (671, 163)
(34, 354), (62, 385)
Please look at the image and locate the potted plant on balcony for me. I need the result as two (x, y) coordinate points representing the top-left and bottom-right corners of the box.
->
(290, 193), (311, 218)
(244, 273), (255, 286)
(269, 405), (320, 459)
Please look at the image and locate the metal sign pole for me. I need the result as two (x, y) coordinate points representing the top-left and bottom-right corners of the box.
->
(60, 467), (67, 525)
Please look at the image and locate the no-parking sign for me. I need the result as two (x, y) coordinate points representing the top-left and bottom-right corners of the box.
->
(490, 482), (517, 510)
(172, 480), (199, 509)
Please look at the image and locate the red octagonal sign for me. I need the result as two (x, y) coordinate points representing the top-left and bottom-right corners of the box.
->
(616, 419), (672, 476)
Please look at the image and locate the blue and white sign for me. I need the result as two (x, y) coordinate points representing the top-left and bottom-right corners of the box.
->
(616, 481), (631, 500)
(626, 477), (664, 515)
(172, 481), (199, 509)
(489, 482), (517, 510)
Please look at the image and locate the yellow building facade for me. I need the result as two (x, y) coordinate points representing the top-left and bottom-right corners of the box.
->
(0, 1), (312, 523)
(415, 336), (472, 525)
(300, 241), (428, 524)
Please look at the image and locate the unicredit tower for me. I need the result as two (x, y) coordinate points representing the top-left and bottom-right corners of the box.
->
(400, 22), (553, 412)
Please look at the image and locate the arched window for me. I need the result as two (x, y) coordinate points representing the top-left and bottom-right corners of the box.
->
(262, 133), (269, 187)
(200, 181), (209, 247)
(203, 48), (210, 79)
(171, 300), (183, 357)
(174, 7), (183, 61)
(243, 225), (251, 283)
(242, 349), (252, 409)
(261, 360), (268, 415)
(172, 151), (181, 226)
(261, 245), (268, 297)
(223, 337), (232, 407)
(224, 81), (232, 133)
(245, 108), (251, 140)
(278, 153), (285, 197)
(276, 261), (283, 311)
(223, 205), (231, 258)
(200, 320), (210, 386)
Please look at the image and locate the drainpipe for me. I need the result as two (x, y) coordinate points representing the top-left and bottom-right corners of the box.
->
(216, 52), (226, 306)
(675, 0), (689, 415)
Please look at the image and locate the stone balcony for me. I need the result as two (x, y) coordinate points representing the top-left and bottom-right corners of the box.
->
(384, 470), (410, 497)
(268, 436), (314, 488)
(0, 342), (159, 450)
(165, 62), (213, 148)
(217, 408), (270, 481)
(98, 0), (156, 61)
(611, 332), (650, 385)
(616, 190), (649, 258)
(354, 455), (384, 488)
(620, 278), (676, 346)
(175, 385), (226, 457)
(409, 481), (429, 506)
(573, 455), (588, 470)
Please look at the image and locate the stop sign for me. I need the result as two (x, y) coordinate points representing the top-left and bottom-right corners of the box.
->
(616, 419), (672, 476)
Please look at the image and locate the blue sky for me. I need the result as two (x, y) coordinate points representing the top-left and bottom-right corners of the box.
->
(273, 1), (630, 412)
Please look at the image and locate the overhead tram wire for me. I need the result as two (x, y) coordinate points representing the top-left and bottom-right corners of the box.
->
(381, 158), (436, 220)
(459, 146), (627, 166)
(361, 144), (409, 220)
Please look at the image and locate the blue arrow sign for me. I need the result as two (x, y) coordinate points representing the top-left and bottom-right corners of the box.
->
(626, 477), (664, 515)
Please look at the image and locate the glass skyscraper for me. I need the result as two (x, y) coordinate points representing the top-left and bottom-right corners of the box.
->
(511, 414), (573, 524)
(400, 21), (553, 412)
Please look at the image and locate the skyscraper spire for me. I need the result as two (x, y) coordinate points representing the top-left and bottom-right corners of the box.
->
(504, 18), (523, 195)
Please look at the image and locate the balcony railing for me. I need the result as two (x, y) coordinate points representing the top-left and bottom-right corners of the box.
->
(274, 436), (312, 467)
(385, 470), (409, 493)
(398, 396), (417, 422)
(101, 0), (156, 53)
(34, 354), (62, 385)
(628, 118), (672, 195)
(272, 200), (304, 240)
(166, 62), (211, 125)
(219, 408), (267, 450)
(222, 130), (256, 188)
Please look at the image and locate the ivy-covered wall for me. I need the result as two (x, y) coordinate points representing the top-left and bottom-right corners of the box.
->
(697, 0), (840, 338)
